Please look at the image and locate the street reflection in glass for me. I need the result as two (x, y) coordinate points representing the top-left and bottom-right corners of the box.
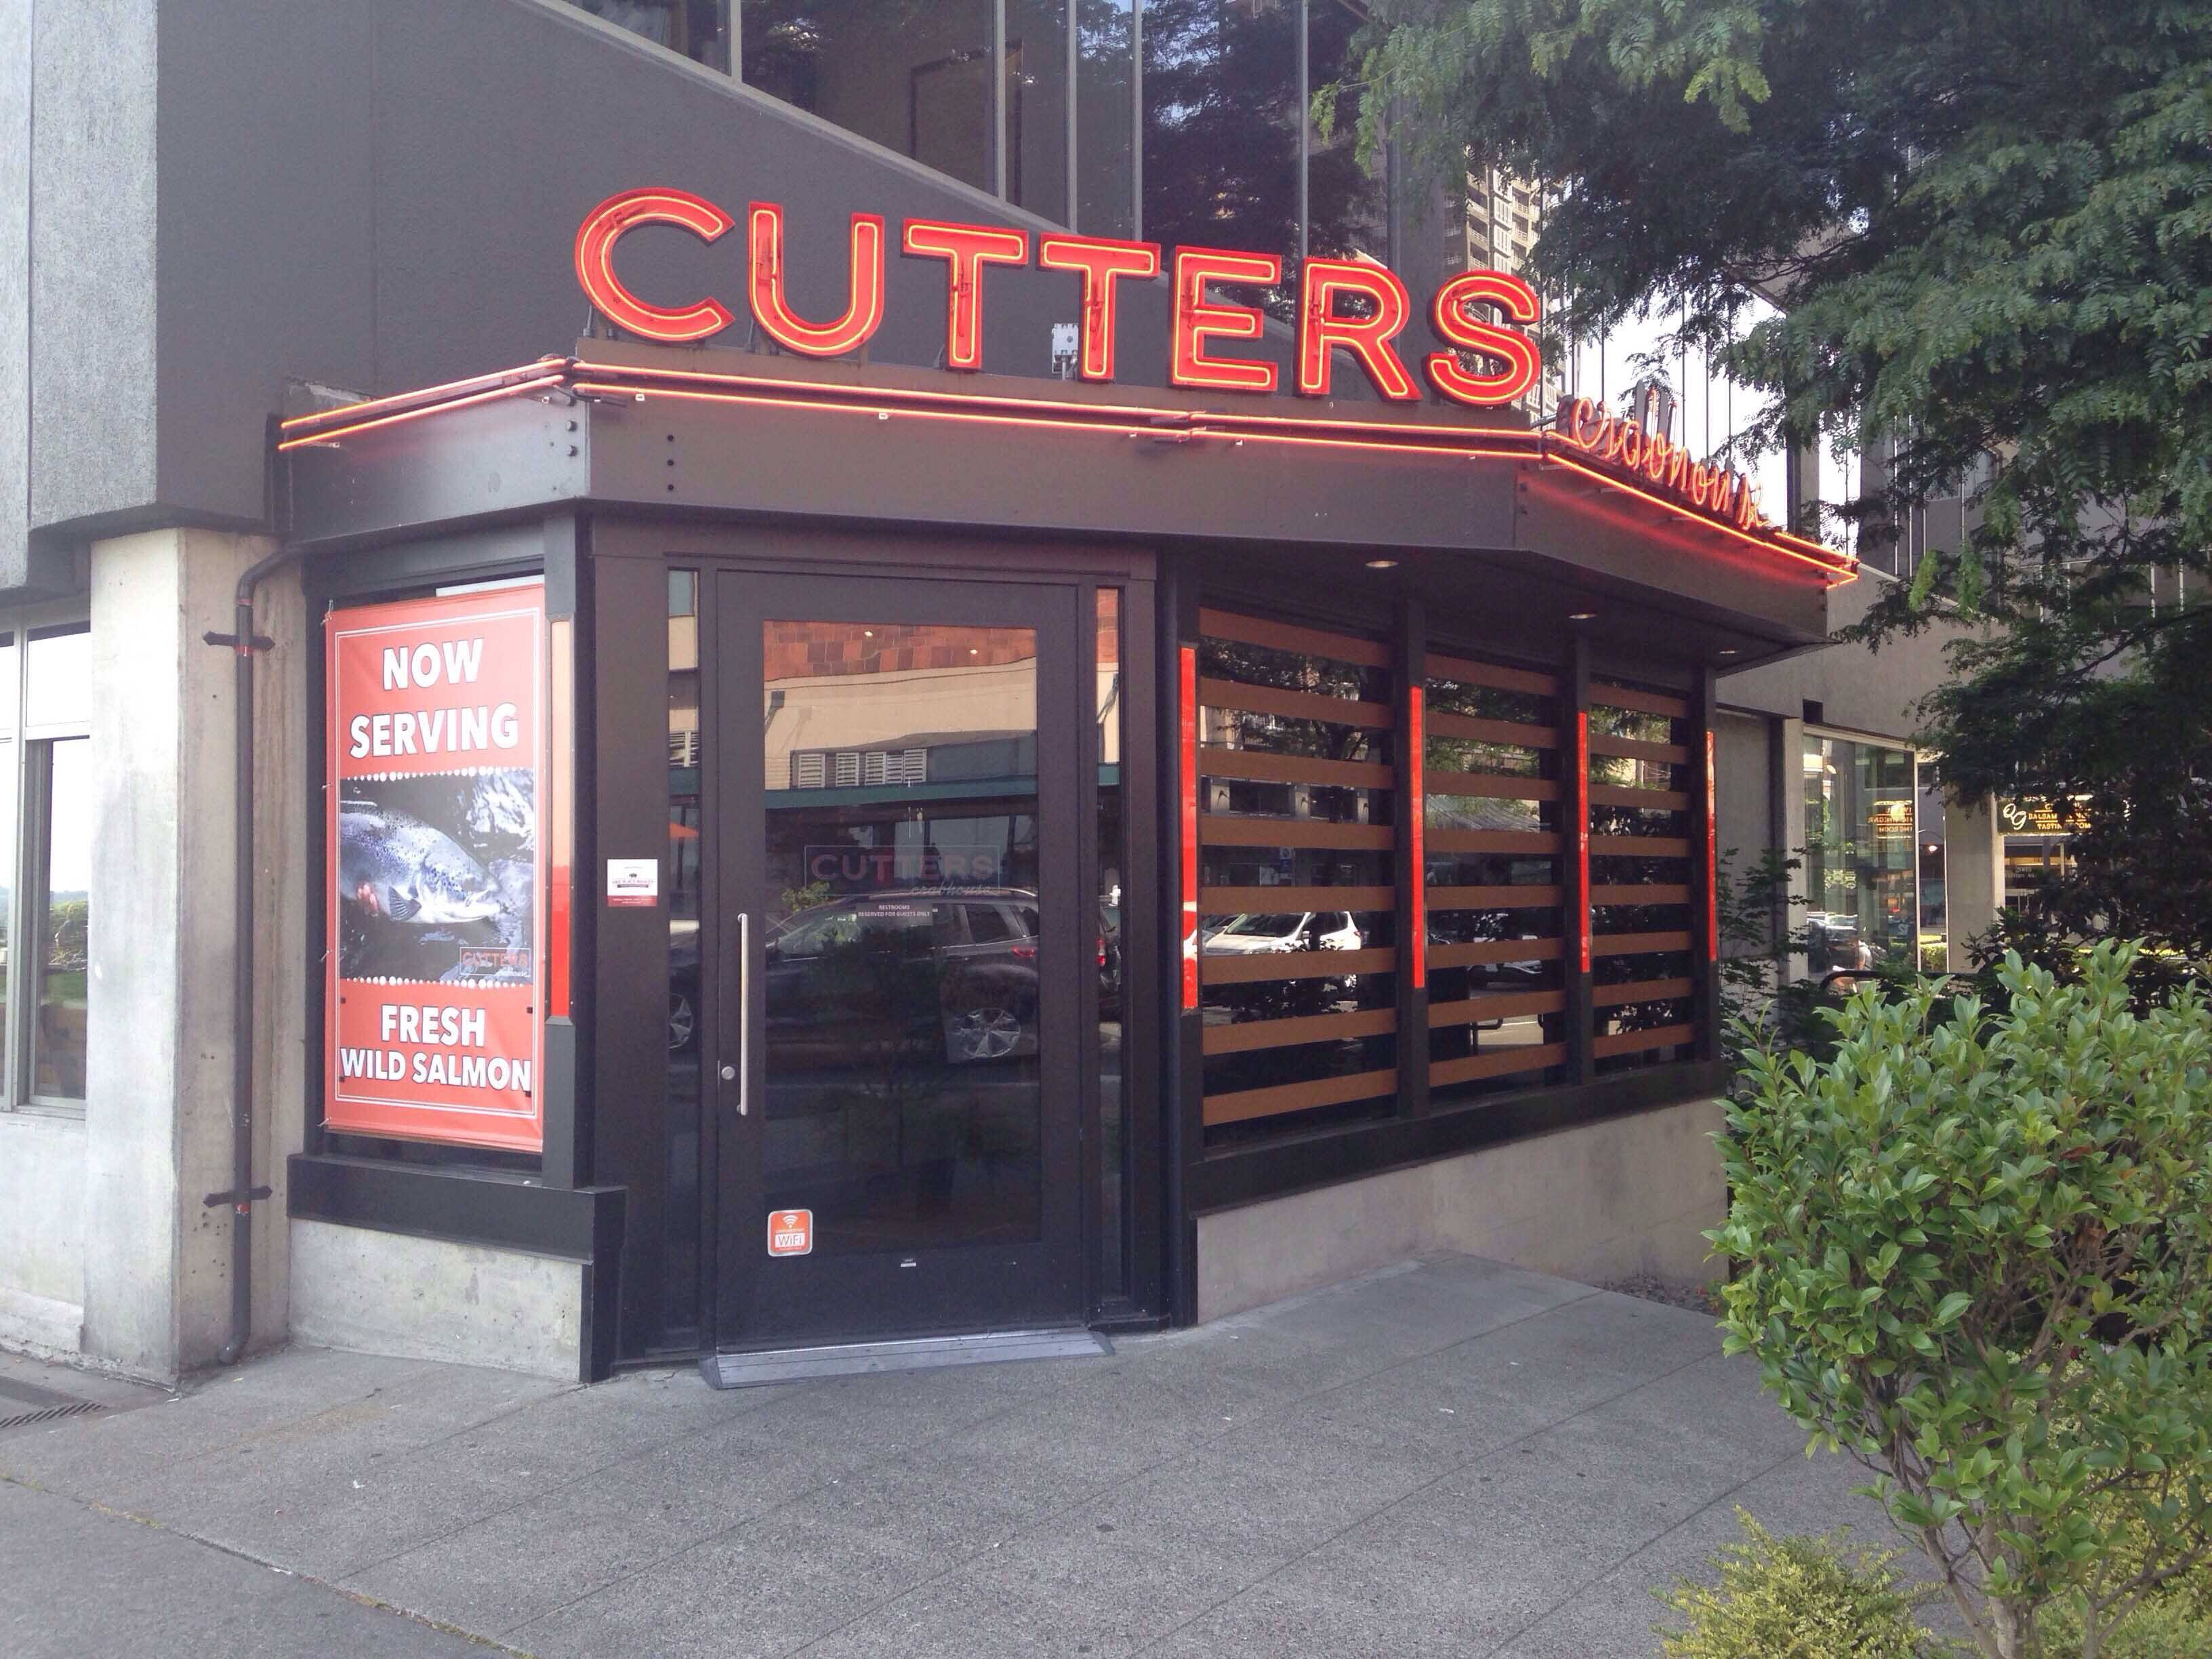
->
(758, 621), (1043, 1252)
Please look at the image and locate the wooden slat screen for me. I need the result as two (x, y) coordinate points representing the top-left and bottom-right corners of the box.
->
(1187, 611), (1714, 1150)
(1586, 678), (1701, 1071)
(1423, 650), (1570, 1099)
(1197, 613), (1400, 1138)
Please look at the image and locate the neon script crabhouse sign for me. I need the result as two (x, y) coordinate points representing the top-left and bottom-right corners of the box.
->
(573, 186), (1545, 406)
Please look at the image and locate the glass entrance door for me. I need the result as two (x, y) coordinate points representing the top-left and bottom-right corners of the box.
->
(712, 571), (1086, 1347)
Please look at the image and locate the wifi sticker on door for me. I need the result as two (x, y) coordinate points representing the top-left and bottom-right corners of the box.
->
(767, 1210), (813, 1257)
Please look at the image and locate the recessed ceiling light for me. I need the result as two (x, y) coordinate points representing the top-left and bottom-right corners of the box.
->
(1567, 611), (1597, 622)
(1717, 647), (1740, 657)
(1364, 558), (1398, 570)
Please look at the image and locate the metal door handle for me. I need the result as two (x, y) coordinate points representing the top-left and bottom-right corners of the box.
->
(741, 910), (750, 1116)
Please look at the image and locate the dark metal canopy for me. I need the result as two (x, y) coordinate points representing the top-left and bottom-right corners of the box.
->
(279, 341), (1849, 663)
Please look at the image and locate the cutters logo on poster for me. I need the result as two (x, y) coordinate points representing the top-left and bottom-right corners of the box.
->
(325, 588), (548, 1152)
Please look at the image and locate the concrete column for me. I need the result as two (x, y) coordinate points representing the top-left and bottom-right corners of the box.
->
(1943, 794), (2003, 962)
(79, 527), (271, 1380)
(251, 563), (309, 1350)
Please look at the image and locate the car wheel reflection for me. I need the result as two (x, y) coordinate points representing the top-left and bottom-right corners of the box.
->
(668, 990), (697, 1053)
(944, 1003), (1026, 1064)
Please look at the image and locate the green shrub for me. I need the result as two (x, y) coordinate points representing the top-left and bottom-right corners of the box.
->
(1656, 1511), (1941, 1658)
(2040, 1597), (2212, 1659)
(1709, 943), (2212, 1659)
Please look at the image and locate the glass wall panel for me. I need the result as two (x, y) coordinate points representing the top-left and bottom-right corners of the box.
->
(758, 620), (1044, 1250)
(1802, 734), (1918, 973)
(1143, 0), (1298, 294)
(566, 0), (732, 70)
(1007, 0), (1072, 222)
(1095, 590), (1127, 1301)
(32, 737), (89, 1102)
(1194, 611), (1397, 1147)
(664, 571), (703, 1337)
(25, 624), (88, 729)
(1077, 1), (1137, 236)
(1424, 655), (1568, 1100)
(1588, 683), (1698, 1073)
(743, 2), (999, 197)
(1143, 1), (1387, 307)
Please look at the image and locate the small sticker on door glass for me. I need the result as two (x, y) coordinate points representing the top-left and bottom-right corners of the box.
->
(767, 1209), (813, 1256)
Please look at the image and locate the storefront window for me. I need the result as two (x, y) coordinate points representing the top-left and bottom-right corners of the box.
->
(1802, 734), (1919, 974)
(0, 621), (90, 1114)
(30, 738), (90, 1102)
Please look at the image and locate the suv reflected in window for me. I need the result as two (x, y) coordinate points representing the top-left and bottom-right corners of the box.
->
(671, 889), (1042, 1065)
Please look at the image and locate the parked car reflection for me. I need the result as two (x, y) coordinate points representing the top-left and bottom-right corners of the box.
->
(1201, 910), (1363, 1020)
(672, 890), (1043, 1067)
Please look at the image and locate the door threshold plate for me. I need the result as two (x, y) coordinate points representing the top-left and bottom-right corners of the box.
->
(699, 1328), (1110, 1390)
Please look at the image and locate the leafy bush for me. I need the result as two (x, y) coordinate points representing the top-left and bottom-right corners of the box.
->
(1656, 1511), (1940, 1658)
(2040, 1596), (2212, 1659)
(1709, 943), (2212, 1659)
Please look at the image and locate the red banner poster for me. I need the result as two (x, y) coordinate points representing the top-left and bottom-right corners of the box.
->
(325, 588), (547, 1152)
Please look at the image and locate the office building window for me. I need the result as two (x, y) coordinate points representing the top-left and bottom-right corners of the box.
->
(0, 621), (94, 1113)
(565, 0), (733, 69)
(578, 1), (1397, 260)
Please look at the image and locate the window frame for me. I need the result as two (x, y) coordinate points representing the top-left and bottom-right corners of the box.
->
(0, 605), (95, 1120)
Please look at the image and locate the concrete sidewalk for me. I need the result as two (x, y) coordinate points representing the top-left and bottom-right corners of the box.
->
(0, 1256), (1895, 1657)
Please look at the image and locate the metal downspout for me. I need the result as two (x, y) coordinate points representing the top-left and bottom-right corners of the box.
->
(203, 544), (307, 1366)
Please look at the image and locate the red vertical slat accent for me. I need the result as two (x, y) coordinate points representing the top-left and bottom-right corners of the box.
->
(1408, 684), (1426, 989)
(1704, 726), (1720, 960)
(1179, 644), (1201, 1010)
(1576, 710), (1593, 975)
(546, 614), (573, 1020)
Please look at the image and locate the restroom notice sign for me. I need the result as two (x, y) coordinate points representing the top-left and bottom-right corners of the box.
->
(325, 588), (547, 1152)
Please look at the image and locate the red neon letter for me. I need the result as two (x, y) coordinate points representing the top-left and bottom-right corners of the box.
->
(901, 220), (1029, 371)
(1038, 234), (1161, 381)
(1170, 247), (1282, 394)
(1426, 268), (1542, 407)
(1296, 258), (1418, 401)
(573, 188), (737, 344)
(747, 203), (887, 358)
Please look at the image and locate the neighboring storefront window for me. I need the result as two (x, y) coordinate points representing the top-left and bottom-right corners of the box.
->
(0, 621), (91, 1114)
(1802, 733), (1918, 974)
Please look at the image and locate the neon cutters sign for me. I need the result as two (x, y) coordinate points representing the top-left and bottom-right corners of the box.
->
(573, 186), (1546, 409)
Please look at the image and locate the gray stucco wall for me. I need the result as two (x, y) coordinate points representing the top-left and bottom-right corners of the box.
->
(27, 0), (160, 539)
(0, 0), (28, 590)
(1719, 571), (1976, 743)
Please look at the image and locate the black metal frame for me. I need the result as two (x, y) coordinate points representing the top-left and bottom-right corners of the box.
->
(708, 565), (1086, 1347)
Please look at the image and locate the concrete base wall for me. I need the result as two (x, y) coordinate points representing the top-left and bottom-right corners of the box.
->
(289, 1220), (583, 1382)
(0, 1114), (85, 1351)
(1197, 1099), (1728, 1323)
